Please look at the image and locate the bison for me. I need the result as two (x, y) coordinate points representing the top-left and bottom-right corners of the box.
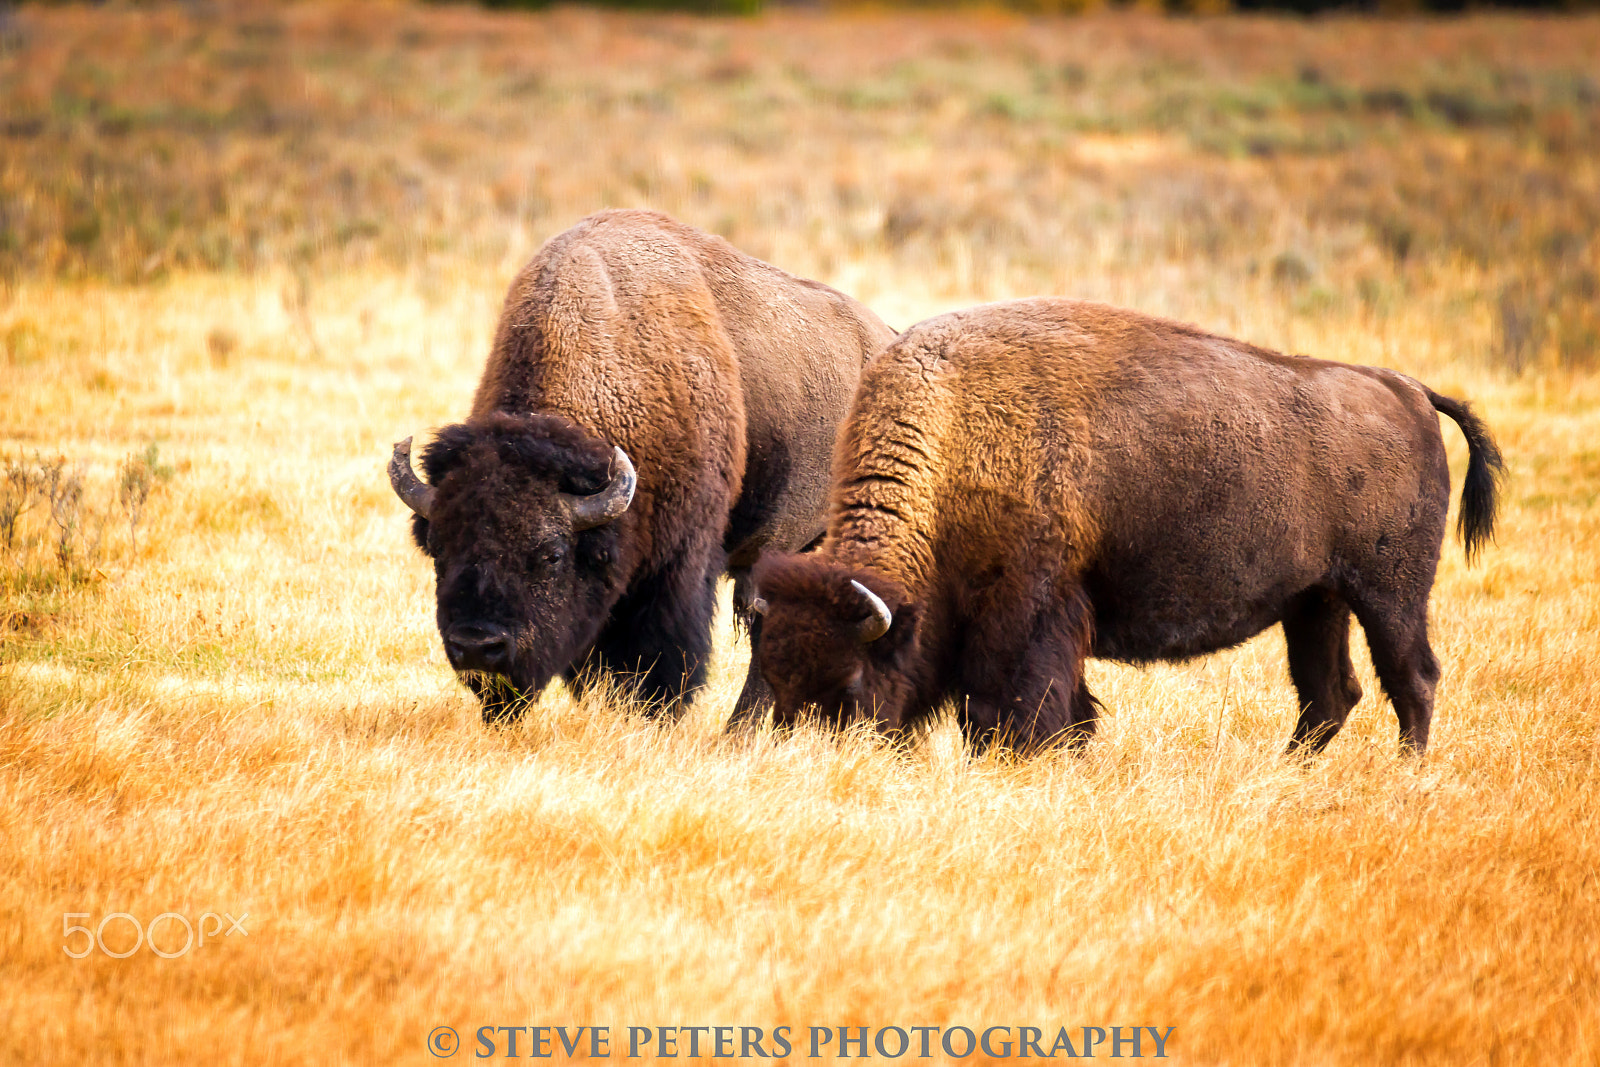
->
(390, 210), (895, 723)
(750, 297), (1502, 755)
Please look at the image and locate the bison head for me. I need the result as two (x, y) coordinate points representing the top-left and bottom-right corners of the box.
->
(390, 412), (636, 723)
(751, 554), (922, 732)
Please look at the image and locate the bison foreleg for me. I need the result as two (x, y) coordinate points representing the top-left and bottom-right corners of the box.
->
(727, 671), (774, 731)
(727, 635), (775, 732)
(1064, 679), (1102, 751)
(586, 552), (721, 718)
(959, 681), (1081, 754)
(959, 586), (1097, 754)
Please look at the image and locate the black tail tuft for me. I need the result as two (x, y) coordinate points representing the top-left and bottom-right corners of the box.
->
(1426, 389), (1504, 564)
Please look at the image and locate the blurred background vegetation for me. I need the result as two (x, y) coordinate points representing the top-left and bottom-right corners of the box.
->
(1, 2), (1597, 369)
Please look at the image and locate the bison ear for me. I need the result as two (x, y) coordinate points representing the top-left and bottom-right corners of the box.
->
(410, 514), (432, 556)
(419, 423), (477, 483)
(865, 600), (921, 668)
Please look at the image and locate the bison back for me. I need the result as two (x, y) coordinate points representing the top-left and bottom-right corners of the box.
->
(832, 298), (1454, 664)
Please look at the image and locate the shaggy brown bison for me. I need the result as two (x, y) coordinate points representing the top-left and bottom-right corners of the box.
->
(750, 297), (1502, 755)
(390, 210), (895, 723)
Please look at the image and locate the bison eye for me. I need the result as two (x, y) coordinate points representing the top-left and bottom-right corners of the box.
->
(530, 543), (566, 570)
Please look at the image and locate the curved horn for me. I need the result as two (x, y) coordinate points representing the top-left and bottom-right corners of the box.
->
(850, 579), (893, 643)
(388, 437), (436, 519)
(751, 598), (769, 616)
(566, 446), (636, 531)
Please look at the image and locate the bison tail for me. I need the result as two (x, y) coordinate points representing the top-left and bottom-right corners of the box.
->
(1426, 388), (1505, 564)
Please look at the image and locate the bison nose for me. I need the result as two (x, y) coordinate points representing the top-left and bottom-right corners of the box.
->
(444, 622), (516, 674)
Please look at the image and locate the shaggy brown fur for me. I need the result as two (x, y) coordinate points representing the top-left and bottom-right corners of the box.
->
(401, 210), (894, 722)
(752, 298), (1503, 754)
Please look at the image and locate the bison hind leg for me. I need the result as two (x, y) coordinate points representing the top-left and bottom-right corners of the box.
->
(1349, 591), (1440, 755)
(1282, 589), (1364, 756)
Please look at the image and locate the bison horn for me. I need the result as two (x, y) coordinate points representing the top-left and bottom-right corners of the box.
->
(566, 446), (636, 531)
(850, 579), (893, 643)
(751, 597), (769, 615)
(389, 436), (436, 519)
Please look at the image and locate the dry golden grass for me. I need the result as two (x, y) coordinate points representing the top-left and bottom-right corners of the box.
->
(4, 4), (1600, 1065)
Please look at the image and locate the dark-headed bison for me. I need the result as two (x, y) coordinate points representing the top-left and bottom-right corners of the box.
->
(751, 297), (1503, 755)
(390, 210), (895, 722)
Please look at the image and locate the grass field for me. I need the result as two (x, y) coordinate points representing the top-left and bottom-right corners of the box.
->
(3, 4), (1599, 1065)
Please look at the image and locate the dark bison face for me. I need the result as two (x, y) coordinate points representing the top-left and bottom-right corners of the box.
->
(390, 413), (636, 723)
(751, 555), (921, 732)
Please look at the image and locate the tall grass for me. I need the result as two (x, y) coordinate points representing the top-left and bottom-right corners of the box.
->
(3, 5), (1599, 1065)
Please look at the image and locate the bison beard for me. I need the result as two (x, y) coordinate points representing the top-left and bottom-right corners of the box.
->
(751, 297), (1503, 756)
(389, 210), (895, 723)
